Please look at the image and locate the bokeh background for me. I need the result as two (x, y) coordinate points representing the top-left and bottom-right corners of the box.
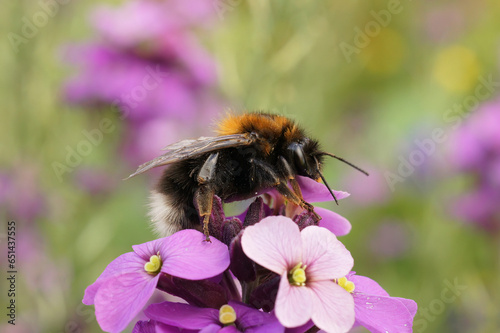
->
(1, 0), (500, 332)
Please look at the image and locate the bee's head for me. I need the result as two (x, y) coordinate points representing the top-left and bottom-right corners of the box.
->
(287, 138), (369, 205)
(287, 139), (322, 180)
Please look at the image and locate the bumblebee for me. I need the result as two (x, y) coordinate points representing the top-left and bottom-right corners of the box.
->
(128, 112), (367, 240)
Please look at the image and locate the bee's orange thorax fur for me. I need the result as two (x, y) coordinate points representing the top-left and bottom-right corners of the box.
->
(217, 113), (302, 141)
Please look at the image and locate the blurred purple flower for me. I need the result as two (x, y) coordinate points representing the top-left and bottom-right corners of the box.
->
(449, 98), (500, 231)
(450, 99), (500, 171)
(64, 44), (216, 123)
(0, 168), (46, 223)
(83, 230), (229, 333)
(63, 0), (224, 165)
(143, 301), (283, 332)
(92, 0), (216, 49)
(452, 187), (500, 230)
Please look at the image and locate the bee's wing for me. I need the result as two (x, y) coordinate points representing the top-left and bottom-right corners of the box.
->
(125, 133), (255, 179)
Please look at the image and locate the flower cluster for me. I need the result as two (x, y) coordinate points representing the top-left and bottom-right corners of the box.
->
(84, 176), (416, 332)
(63, 0), (223, 165)
(449, 98), (500, 231)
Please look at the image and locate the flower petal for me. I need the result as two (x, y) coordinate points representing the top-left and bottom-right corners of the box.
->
(229, 301), (282, 332)
(133, 239), (164, 261)
(160, 229), (230, 280)
(315, 207), (351, 236)
(83, 252), (144, 305)
(145, 301), (218, 330)
(395, 297), (418, 317)
(354, 293), (415, 333)
(275, 272), (313, 328)
(200, 324), (224, 333)
(350, 274), (389, 297)
(308, 280), (355, 333)
(283, 321), (314, 333)
(230, 232), (256, 282)
(296, 176), (350, 203)
(248, 275), (280, 312)
(246, 316), (285, 333)
(94, 272), (159, 333)
(158, 275), (228, 309)
(300, 226), (353, 281)
(219, 326), (239, 333)
(241, 216), (302, 275)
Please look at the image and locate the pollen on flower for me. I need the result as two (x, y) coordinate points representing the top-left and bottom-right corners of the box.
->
(219, 304), (237, 325)
(337, 276), (355, 293)
(144, 253), (162, 275)
(289, 262), (307, 286)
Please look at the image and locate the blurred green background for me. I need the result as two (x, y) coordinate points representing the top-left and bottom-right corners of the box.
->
(1, 0), (500, 332)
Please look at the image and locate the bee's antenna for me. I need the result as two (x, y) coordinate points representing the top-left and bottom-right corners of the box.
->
(319, 152), (369, 176)
(313, 157), (339, 205)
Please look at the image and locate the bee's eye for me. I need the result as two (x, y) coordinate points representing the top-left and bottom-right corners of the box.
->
(288, 142), (307, 174)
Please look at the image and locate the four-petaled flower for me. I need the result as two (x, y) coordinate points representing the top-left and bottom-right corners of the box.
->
(83, 229), (230, 333)
(241, 216), (355, 332)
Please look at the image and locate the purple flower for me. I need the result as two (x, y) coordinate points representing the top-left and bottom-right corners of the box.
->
(451, 187), (500, 230)
(83, 230), (230, 333)
(448, 97), (500, 231)
(62, 0), (223, 166)
(336, 272), (417, 333)
(92, 0), (217, 49)
(64, 44), (216, 123)
(241, 216), (355, 332)
(142, 301), (283, 332)
(450, 99), (500, 171)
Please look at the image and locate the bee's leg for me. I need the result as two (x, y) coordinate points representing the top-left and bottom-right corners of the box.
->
(278, 157), (307, 208)
(194, 185), (215, 242)
(195, 152), (219, 242)
(289, 177), (303, 202)
(274, 182), (312, 211)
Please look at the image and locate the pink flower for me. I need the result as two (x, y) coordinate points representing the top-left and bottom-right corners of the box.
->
(241, 216), (355, 332)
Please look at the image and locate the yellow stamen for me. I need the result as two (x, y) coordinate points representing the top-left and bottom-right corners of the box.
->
(337, 276), (355, 293)
(289, 262), (307, 286)
(144, 253), (162, 275)
(292, 268), (306, 284)
(219, 304), (236, 325)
